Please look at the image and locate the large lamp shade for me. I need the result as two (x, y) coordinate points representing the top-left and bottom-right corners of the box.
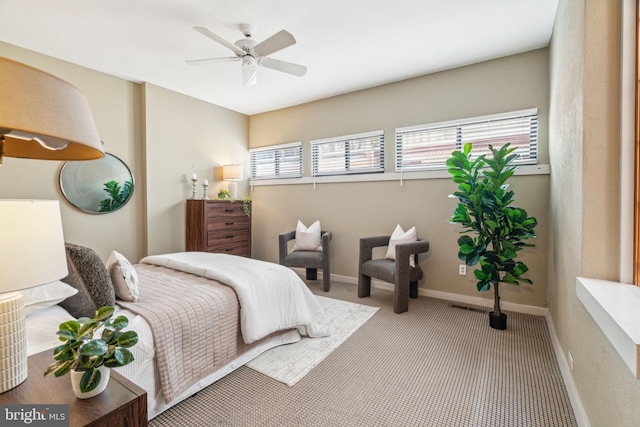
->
(0, 57), (104, 161)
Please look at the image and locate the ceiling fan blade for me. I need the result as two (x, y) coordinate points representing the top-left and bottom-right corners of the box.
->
(259, 57), (307, 77)
(252, 30), (296, 57)
(186, 57), (240, 65)
(193, 26), (246, 56)
(242, 61), (257, 87)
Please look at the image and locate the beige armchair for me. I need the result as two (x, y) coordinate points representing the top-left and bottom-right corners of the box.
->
(279, 230), (332, 292)
(358, 235), (430, 313)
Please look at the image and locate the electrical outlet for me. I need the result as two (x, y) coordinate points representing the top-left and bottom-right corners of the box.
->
(458, 264), (466, 275)
(568, 351), (574, 371)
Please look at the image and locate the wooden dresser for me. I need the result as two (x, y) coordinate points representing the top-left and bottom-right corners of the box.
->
(186, 199), (251, 257)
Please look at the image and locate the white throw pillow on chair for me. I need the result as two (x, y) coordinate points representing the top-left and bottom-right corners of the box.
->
(385, 224), (417, 267)
(292, 220), (323, 252)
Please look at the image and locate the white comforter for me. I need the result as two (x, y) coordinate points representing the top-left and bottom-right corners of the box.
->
(141, 252), (329, 343)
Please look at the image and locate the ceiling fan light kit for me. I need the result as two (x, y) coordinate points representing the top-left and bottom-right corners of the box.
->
(188, 24), (307, 87)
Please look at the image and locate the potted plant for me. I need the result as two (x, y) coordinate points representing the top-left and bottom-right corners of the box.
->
(44, 306), (139, 398)
(446, 143), (537, 329)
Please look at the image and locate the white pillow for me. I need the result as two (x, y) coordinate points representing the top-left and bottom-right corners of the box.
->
(292, 220), (323, 252)
(19, 280), (78, 317)
(106, 250), (139, 302)
(385, 224), (417, 268)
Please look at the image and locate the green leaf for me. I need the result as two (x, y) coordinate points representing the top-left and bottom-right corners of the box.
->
(79, 340), (108, 357)
(104, 348), (135, 368)
(80, 368), (101, 393)
(107, 315), (129, 331)
(44, 360), (73, 378)
(115, 331), (139, 348)
(94, 306), (115, 322)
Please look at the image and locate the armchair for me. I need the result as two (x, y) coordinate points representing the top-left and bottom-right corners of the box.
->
(358, 235), (430, 313)
(279, 230), (332, 292)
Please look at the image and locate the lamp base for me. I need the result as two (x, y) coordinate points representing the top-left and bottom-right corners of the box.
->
(0, 292), (27, 393)
(228, 181), (238, 199)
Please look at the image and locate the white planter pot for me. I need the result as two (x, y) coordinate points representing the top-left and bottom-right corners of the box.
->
(70, 366), (110, 399)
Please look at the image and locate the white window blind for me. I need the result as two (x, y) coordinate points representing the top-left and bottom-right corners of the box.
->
(395, 108), (538, 172)
(250, 142), (302, 180)
(311, 130), (384, 177)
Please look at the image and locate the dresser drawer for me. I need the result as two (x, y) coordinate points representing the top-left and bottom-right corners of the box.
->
(208, 229), (249, 245)
(206, 214), (249, 231)
(208, 239), (250, 256)
(207, 203), (246, 218)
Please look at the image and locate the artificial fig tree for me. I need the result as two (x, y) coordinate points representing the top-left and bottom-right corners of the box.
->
(446, 143), (537, 329)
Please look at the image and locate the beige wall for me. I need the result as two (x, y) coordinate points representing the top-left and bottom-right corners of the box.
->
(0, 42), (144, 262)
(142, 83), (249, 256)
(549, 0), (640, 425)
(250, 49), (550, 308)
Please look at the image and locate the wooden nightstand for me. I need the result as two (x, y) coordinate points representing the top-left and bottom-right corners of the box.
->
(0, 350), (147, 427)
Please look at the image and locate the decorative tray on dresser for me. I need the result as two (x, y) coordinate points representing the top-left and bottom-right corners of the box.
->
(186, 199), (251, 257)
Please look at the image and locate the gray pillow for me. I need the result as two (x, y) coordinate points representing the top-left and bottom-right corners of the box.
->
(59, 243), (115, 318)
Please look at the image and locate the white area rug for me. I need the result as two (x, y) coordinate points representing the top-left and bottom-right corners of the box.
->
(246, 295), (379, 386)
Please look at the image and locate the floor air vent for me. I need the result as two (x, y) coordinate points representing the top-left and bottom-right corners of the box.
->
(448, 304), (487, 313)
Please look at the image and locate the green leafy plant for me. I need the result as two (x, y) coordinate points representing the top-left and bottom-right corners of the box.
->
(446, 143), (537, 321)
(44, 306), (139, 393)
(99, 180), (132, 212)
(216, 190), (251, 217)
(217, 189), (231, 199)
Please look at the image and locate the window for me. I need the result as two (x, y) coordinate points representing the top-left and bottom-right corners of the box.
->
(311, 130), (384, 177)
(395, 109), (538, 172)
(249, 142), (302, 180)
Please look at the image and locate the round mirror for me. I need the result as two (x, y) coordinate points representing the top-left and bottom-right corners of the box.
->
(60, 153), (134, 214)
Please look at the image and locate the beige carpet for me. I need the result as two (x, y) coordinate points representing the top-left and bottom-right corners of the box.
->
(246, 296), (379, 386)
(150, 281), (577, 427)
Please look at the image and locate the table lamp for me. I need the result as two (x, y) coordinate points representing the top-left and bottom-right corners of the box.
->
(0, 200), (68, 393)
(223, 164), (243, 198)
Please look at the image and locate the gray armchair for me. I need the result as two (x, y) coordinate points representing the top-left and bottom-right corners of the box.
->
(358, 235), (430, 313)
(279, 230), (332, 292)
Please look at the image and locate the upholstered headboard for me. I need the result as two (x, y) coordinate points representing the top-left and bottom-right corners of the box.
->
(59, 243), (115, 318)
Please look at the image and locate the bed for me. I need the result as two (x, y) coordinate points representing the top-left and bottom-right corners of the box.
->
(25, 243), (328, 419)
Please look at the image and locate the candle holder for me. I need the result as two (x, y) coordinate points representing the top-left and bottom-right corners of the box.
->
(190, 177), (198, 199)
(202, 182), (209, 200)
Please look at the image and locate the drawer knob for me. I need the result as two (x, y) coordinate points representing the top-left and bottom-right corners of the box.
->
(226, 235), (234, 239)
(225, 209), (234, 212)
(226, 222), (234, 225)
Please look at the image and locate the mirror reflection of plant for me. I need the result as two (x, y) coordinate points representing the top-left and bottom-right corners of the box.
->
(99, 180), (132, 212)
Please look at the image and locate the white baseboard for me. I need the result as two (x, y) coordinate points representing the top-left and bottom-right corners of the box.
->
(316, 270), (547, 316)
(546, 313), (590, 427)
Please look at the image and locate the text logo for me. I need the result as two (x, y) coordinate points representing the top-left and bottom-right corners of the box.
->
(1, 405), (69, 426)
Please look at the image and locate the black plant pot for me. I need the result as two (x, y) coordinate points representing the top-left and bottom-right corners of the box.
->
(489, 312), (507, 330)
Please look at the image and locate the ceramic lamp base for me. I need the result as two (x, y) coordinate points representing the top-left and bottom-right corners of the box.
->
(228, 181), (238, 199)
(0, 292), (27, 393)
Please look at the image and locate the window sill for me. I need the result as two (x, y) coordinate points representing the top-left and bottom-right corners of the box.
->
(250, 164), (550, 186)
(576, 277), (640, 378)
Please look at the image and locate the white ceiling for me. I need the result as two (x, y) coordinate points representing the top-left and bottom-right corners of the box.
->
(0, 0), (559, 116)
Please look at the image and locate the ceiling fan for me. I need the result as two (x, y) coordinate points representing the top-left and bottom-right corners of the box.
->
(187, 24), (307, 87)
